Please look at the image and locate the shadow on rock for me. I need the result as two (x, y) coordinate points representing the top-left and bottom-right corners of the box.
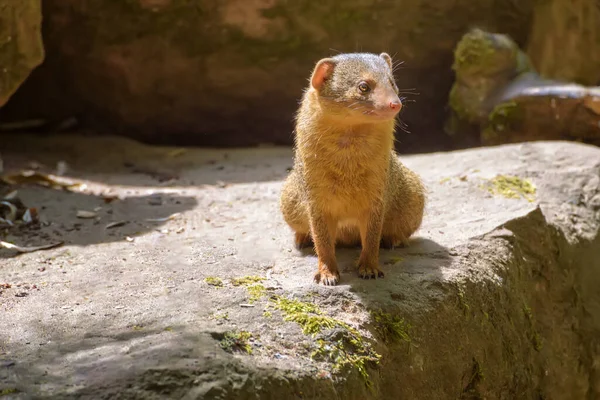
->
(296, 236), (452, 306)
(0, 133), (293, 187)
(0, 186), (198, 258)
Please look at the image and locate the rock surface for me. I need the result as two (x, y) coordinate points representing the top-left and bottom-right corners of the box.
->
(0, 0), (535, 153)
(0, 0), (44, 108)
(0, 136), (599, 399)
(527, 0), (600, 86)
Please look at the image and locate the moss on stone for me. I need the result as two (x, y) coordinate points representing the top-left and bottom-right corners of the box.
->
(204, 276), (224, 287)
(230, 276), (267, 303)
(247, 284), (266, 303)
(212, 312), (229, 320)
(448, 84), (466, 119)
(0, 388), (19, 397)
(449, 29), (530, 134)
(462, 358), (484, 397)
(220, 330), (254, 354)
(269, 295), (381, 388)
(523, 304), (543, 351)
(485, 175), (536, 202)
(231, 276), (265, 286)
(270, 296), (332, 335)
(488, 101), (520, 126)
(482, 100), (525, 142)
(452, 29), (501, 73)
(371, 310), (411, 344)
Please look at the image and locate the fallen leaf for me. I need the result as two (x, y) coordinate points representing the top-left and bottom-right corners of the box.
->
(0, 217), (13, 226)
(3, 191), (18, 200)
(21, 208), (37, 224)
(0, 201), (17, 222)
(105, 221), (128, 229)
(76, 210), (97, 219)
(1, 170), (82, 191)
(145, 213), (181, 222)
(0, 241), (64, 253)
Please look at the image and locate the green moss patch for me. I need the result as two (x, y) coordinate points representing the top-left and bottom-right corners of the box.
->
(231, 276), (265, 286)
(371, 311), (411, 344)
(484, 175), (536, 202)
(247, 284), (266, 303)
(232, 276), (267, 303)
(0, 388), (19, 397)
(452, 29), (499, 72)
(211, 312), (229, 321)
(268, 296), (381, 387)
(220, 330), (254, 354)
(204, 276), (224, 287)
(483, 100), (525, 142)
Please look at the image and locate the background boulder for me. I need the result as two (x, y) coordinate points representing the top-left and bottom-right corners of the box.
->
(0, 0), (43, 108)
(0, 0), (535, 153)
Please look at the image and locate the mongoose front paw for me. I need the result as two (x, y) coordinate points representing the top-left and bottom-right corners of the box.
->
(314, 268), (340, 286)
(358, 263), (385, 280)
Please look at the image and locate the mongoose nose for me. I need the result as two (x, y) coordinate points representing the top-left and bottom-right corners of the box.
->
(389, 101), (402, 111)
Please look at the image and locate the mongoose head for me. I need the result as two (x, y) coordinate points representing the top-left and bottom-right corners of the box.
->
(309, 52), (402, 122)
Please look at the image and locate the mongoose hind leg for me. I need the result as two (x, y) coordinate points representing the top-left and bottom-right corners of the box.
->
(280, 170), (312, 250)
(381, 161), (425, 249)
(294, 232), (313, 250)
(380, 235), (409, 250)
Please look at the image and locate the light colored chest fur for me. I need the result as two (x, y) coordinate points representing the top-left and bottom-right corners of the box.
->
(300, 127), (392, 218)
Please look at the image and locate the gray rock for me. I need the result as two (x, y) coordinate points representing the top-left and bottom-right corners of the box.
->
(0, 136), (599, 399)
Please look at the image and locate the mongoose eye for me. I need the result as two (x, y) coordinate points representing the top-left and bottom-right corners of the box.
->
(358, 82), (371, 93)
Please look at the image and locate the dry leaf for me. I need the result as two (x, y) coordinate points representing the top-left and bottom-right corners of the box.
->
(76, 210), (97, 219)
(0, 241), (64, 253)
(105, 221), (128, 229)
(145, 213), (181, 222)
(1, 170), (82, 191)
(0, 201), (17, 222)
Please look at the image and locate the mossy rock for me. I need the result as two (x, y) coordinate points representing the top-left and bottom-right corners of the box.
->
(447, 27), (600, 147)
(0, 0), (44, 108)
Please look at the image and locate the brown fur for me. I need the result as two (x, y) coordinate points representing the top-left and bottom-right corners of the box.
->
(280, 52), (426, 286)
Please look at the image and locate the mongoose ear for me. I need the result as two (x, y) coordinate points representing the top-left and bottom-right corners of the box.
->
(379, 52), (393, 70)
(311, 58), (336, 91)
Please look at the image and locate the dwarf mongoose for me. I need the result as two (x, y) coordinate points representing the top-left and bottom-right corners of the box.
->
(280, 52), (425, 286)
